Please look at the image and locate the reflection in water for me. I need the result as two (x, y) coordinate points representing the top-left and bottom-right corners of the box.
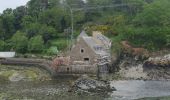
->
(109, 80), (170, 100)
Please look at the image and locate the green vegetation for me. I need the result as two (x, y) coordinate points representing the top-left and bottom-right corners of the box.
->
(0, 0), (169, 54)
(28, 35), (44, 53)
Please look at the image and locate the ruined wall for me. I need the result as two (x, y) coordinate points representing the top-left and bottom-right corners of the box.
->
(70, 37), (99, 65)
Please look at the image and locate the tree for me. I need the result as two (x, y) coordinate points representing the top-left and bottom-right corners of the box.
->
(0, 18), (5, 39)
(28, 35), (44, 53)
(13, 6), (27, 30)
(21, 15), (35, 29)
(39, 7), (69, 32)
(10, 31), (28, 53)
(39, 24), (57, 43)
(133, 0), (170, 27)
(27, 0), (49, 17)
(121, 0), (170, 50)
(25, 22), (41, 38)
(0, 40), (6, 51)
(1, 8), (16, 39)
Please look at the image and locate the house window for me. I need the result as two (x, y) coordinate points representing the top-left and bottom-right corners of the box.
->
(84, 58), (89, 61)
(80, 48), (84, 53)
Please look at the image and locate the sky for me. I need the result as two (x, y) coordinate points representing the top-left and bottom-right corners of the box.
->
(0, 0), (30, 13)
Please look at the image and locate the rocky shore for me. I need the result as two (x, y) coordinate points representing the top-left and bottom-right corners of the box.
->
(143, 54), (170, 80)
(112, 52), (170, 80)
(69, 75), (116, 95)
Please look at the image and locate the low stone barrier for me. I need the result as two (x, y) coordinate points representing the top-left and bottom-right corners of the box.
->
(0, 58), (56, 76)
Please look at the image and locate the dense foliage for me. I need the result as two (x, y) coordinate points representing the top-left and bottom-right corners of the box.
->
(0, 0), (169, 54)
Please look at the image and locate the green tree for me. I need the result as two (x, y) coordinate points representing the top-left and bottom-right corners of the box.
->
(13, 6), (27, 30)
(39, 24), (57, 43)
(25, 22), (41, 38)
(27, 0), (49, 17)
(1, 8), (16, 39)
(21, 15), (35, 29)
(11, 31), (28, 53)
(39, 7), (69, 32)
(0, 40), (6, 51)
(28, 35), (44, 53)
(0, 18), (5, 39)
(123, 0), (170, 50)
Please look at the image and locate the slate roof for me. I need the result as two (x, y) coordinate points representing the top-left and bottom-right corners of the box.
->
(78, 30), (88, 38)
(93, 32), (111, 48)
(78, 31), (109, 56)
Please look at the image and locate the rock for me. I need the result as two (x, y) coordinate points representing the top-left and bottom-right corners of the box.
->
(143, 54), (170, 68)
(69, 75), (116, 95)
(143, 54), (170, 80)
(9, 72), (25, 82)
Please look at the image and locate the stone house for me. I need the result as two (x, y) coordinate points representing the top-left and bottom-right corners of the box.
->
(68, 31), (112, 74)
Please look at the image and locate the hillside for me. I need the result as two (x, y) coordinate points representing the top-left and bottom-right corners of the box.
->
(0, 0), (169, 55)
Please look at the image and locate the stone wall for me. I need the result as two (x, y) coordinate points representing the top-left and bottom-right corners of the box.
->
(70, 37), (98, 65)
(55, 65), (98, 74)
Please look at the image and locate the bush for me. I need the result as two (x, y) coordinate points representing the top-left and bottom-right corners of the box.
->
(49, 39), (68, 51)
(47, 46), (59, 55)
(28, 35), (44, 53)
(10, 31), (28, 53)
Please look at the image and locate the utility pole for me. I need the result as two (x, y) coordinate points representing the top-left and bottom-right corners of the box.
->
(64, 2), (74, 51)
(70, 8), (74, 51)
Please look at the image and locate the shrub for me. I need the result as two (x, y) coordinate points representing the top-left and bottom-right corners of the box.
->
(28, 35), (44, 53)
(10, 31), (28, 53)
(47, 46), (59, 55)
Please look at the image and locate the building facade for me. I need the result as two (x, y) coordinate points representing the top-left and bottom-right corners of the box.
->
(69, 31), (112, 74)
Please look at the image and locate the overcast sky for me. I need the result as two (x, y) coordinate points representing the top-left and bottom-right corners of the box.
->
(0, 0), (30, 13)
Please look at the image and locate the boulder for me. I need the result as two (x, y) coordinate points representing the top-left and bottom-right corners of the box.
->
(143, 54), (170, 80)
(69, 75), (116, 95)
(143, 54), (170, 68)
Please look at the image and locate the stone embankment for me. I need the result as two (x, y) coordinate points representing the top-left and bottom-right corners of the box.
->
(0, 58), (56, 76)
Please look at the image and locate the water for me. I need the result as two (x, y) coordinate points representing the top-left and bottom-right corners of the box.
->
(109, 80), (170, 100)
